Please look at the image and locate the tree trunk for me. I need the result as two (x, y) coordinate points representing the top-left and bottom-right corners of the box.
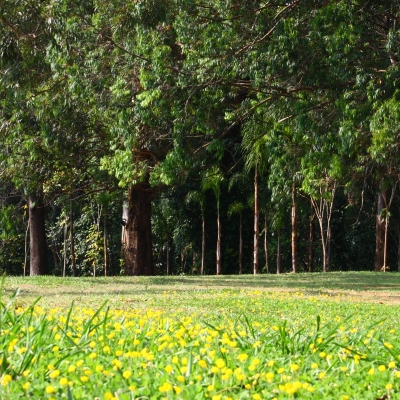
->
(216, 201), (222, 275)
(24, 220), (29, 277)
(264, 216), (269, 274)
(276, 229), (281, 274)
(253, 166), (259, 274)
(308, 204), (314, 273)
(104, 212), (108, 277)
(124, 183), (155, 276)
(291, 184), (297, 273)
(166, 240), (170, 275)
(29, 193), (48, 276)
(70, 200), (76, 277)
(375, 188), (386, 271)
(201, 213), (205, 275)
(239, 213), (243, 275)
(63, 220), (67, 277)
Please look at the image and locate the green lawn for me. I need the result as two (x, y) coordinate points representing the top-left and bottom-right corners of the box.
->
(1, 272), (400, 399)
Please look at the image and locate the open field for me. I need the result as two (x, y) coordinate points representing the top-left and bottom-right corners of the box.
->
(3, 271), (400, 309)
(2, 272), (400, 399)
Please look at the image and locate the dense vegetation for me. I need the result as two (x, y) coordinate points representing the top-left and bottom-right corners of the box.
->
(1, 1), (400, 276)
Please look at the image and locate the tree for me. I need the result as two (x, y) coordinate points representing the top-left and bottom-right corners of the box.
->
(202, 166), (224, 275)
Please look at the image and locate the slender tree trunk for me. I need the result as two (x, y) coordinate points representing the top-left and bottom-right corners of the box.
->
(253, 166), (259, 274)
(216, 201), (222, 275)
(63, 220), (67, 277)
(70, 200), (76, 277)
(291, 184), (297, 273)
(24, 220), (29, 277)
(398, 229), (400, 273)
(239, 214), (243, 275)
(29, 193), (48, 276)
(264, 216), (269, 274)
(308, 204), (314, 273)
(201, 213), (205, 275)
(276, 229), (281, 274)
(166, 240), (170, 275)
(375, 187), (386, 271)
(124, 183), (155, 276)
(104, 212), (108, 277)
(317, 216), (327, 272)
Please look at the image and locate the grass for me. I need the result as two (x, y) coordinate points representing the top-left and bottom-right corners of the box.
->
(1, 272), (400, 399)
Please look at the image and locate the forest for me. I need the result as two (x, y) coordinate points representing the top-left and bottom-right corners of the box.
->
(0, 0), (399, 277)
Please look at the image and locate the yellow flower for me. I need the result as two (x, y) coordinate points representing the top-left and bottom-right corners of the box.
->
(59, 377), (69, 386)
(1, 374), (12, 386)
(290, 363), (300, 372)
(378, 365), (387, 372)
(389, 361), (396, 369)
(386, 384), (393, 390)
(104, 392), (115, 400)
(174, 386), (182, 394)
(207, 384), (215, 391)
(45, 385), (56, 394)
(123, 370), (132, 379)
(159, 382), (173, 392)
(23, 382), (30, 390)
(318, 371), (326, 379)
(165, 365), (174, 373)
(68, 365), (76, 373)
(237, 354), (248, 362)
(215, 359), (226, 369)
(49, 369), (60, 379)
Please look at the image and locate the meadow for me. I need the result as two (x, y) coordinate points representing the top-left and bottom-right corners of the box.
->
(1, 272), (400, 399)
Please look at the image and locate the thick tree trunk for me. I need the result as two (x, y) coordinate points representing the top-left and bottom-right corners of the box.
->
(70, 200), (76, 277)
(29, 194), (48, 276)
(253, 166), (259, 274)
(375, 188), (386, 271)
(291, 185), (297, 273)
(124, 183), (155, 276)
(216, 203), (222, 275)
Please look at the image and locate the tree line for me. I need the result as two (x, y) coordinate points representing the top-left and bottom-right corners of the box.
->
(0, 0), (399, 276)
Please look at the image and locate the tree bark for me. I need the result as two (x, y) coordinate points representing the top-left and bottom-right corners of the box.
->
(70, 200), (76, 277)
(29, 193), (48, 276)
(201, 213), (205, 275)
(375, 187), (386, 271)
(124, 183), (155, 276)
(239, 213), (243, 275)
(291, 184), (297, 273)
(103, 212), (108, 277)
(216, 201), (222, 275)
(253, 166), (259, 274)
(276, 229), (281, 274)
(166, 240), (170, 275)
(308, 203), (314, 273)
(264, 215), (269, 274)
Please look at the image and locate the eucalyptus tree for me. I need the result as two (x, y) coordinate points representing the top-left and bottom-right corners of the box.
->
(242, 119), (269, 275)
(202, 166), (225, 275)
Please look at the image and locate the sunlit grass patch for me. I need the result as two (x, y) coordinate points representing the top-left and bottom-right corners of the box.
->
(1, 285), (400, 399)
